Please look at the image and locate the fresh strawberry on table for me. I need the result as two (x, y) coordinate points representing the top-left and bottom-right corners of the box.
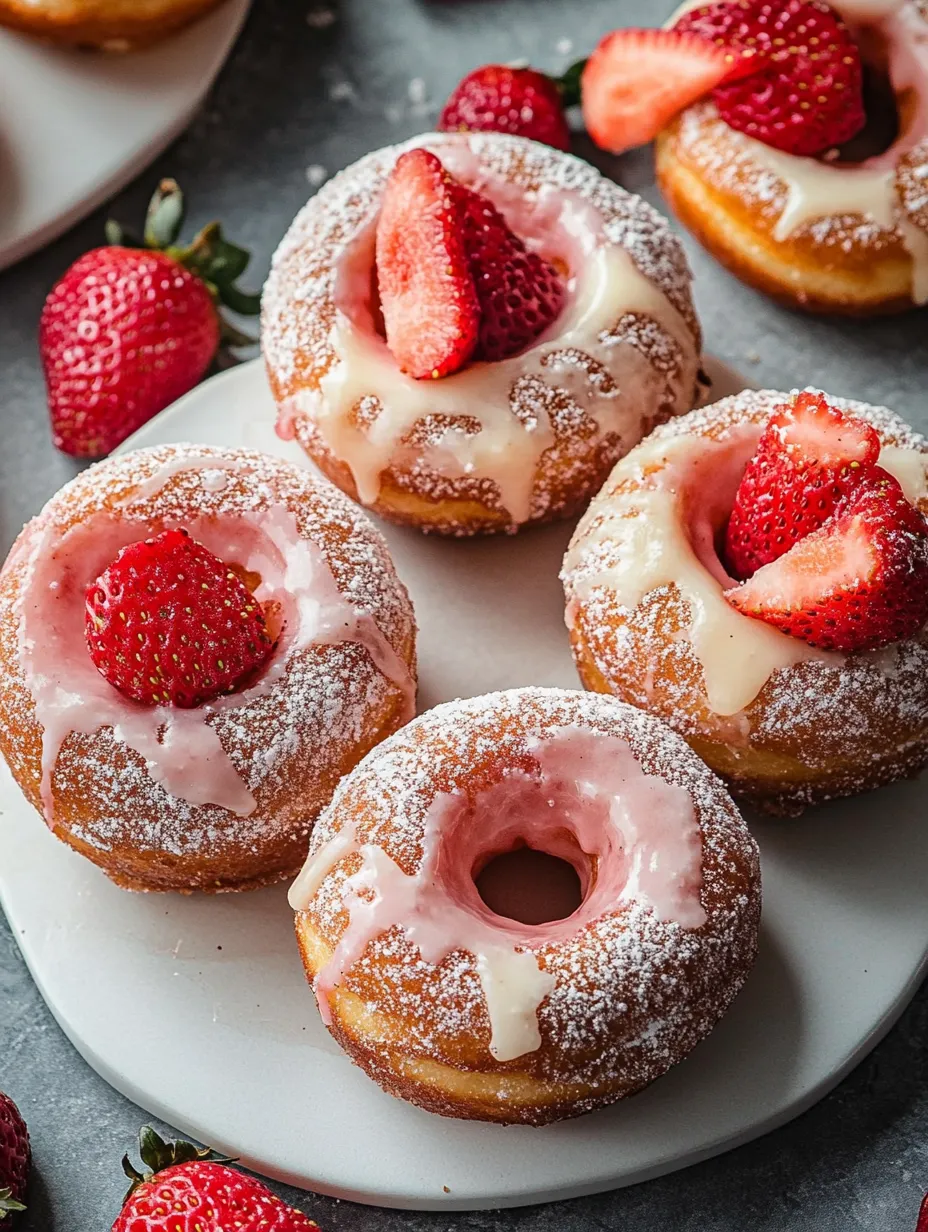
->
(375, 148), (564, 378)
(41, 178), (260, 459)
(439, 63), (573, 150)
(674, 0), (866, 156)
(113, 1127), (319, 1231)
(85, 528), (277, 708)
(581, 27), (758, 154)
(0, 1091), (29, 1222)
(725, 391), (882, 580)
(726, 469), (928, 651)
(917, 1192), (928, 1232)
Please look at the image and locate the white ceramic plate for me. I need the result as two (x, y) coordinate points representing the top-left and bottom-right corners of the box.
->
(0, 0), (250, 272)
(2, 358), (928, 1211)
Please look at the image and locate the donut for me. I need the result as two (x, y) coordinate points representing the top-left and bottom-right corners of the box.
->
(0, 444), (417, 892)
(654, 0), (928, 314)
(289, 687), (760, 1124)
(0, 0), (227, 48)
(562, 388), (928, 815)
(262, 131), (703, 536)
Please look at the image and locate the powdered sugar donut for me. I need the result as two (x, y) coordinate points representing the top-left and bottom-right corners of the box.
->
(289, 687), (760, 1124)
(655, 0), (928, 313)
(563, 389), (928, 814)
(0, 445), (417, 892)
(262, 131), (703, 536)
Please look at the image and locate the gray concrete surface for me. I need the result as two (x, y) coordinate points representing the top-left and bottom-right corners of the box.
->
(1, 0), (928, 1227)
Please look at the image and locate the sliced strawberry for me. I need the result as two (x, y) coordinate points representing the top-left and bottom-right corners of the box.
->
(725, 391), (881, 580)
(457, 186), (565, 362)
(375, 149), (480, 380)
(581, 28), (755, 155)
(85, 528), (276, 708)
(675, 0), (865, 156)
(726, 470), (928, 652)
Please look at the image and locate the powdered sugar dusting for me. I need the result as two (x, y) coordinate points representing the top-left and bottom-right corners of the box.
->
(564, 389), (928, 812)
(297, 687), (759, 1109)
(0, 445), (416, 880)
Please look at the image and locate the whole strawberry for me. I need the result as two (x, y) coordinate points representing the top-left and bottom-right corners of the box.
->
(439, 64), (573, 150)
(85, 528), (276, 708)
(41, 179), (259, 458)
(114, 1127), (319, 1232)
(0, 1091), (29, 1222)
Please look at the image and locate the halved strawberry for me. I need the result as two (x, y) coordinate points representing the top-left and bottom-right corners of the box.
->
(725, 391), (881, 580)
(375, 149), (480, 380)
(675, 0), (865, 156)
(581, 28), (756, 155)
(457, 187), (565, 362)
(726, 470), (928, 652)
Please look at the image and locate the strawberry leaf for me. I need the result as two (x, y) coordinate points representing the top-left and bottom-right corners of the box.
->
(0, 1186), (26, 1216)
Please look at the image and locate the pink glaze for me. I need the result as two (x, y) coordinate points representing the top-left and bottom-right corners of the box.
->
(298, 726), (706, 1061)
(14, 466), (415, 823)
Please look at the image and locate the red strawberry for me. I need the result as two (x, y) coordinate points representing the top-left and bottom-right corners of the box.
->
(85, 528), (276, 708)
(917, 1193), (928, 1232)
(675, 0), (865, 156)
(0, 1092), (29, 1221)
(41, 179), (259, 458)
(114, 1127), (318, 1232)
(457, 186), (565, 362)
(376, 149), (480, 379)
(725, 391), (881, 580)
(438, 64), (571, 151)
(581, 28), (756, 155)
(726, 470), (928, 651)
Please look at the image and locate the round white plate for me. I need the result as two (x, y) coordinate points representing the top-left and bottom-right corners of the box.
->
(0, 0), (250, 272)
(2, 359), (928, 1211)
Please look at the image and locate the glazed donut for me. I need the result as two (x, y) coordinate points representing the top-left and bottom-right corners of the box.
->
(655, 0), (928, 314)
(0, 444), (417, 892)
(262, 131), (703, 536)
(562, 388), (928, 815)
(0, 0), (226, 48)
(289, 687), (760, 1124)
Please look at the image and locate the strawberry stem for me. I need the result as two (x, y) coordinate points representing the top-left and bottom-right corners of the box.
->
(144, 178), (186, 249)
(121, 1126), (235, 1203)
(0, 1186), (26, 1216)
(556, 58), (587, 108)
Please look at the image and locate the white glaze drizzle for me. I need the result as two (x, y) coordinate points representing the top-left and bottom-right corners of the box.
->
(289, 725), (706, 1062)
(279, 140), (696, 526)
(563, 414), (928, 717)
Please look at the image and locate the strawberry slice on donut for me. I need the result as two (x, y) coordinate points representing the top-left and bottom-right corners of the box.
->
(674, 0), (866, 156)
(376, 148), (565, 375)
(725, 391), (881, 580)
(726, 470), (928, 652)
(376, 149), (480, 380)
(581, 28), (756, 155)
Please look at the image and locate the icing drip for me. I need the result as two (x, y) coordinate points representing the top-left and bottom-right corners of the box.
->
(280, 166), (695, 526)
(667, 0), (928, 303)
(289, 726), (706, 1062)
(563, 415), (928, 717)
(14, 458), (415, 823)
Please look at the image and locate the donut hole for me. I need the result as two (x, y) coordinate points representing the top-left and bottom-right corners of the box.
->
(680, 430), (763, 586)
(475, 844), (584, 925)
(832, 60), (901, 164)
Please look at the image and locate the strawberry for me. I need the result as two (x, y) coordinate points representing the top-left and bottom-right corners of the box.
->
(0, 1092), (29, 1222)
(438, 64), (572, 151)
(41, 179), (259, 458)
(917, 1193), (928, 1232)
(114, 1127), (318, 1232)
(724, 391), (881, 580)
(581, 28), (756, 155)
(457, 185), (565, 362)
(726, 470), (928, 652)
(376, 148), (480, 379)
(85, 528), (276, 708)
(675, 0), (865, 156)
